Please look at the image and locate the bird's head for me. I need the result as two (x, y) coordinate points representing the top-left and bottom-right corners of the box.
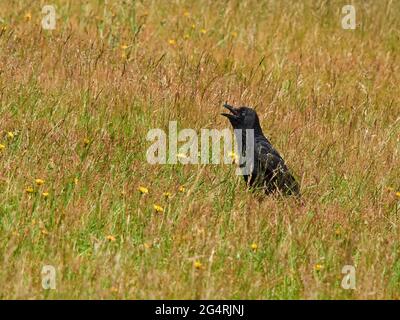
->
(221, 103), (261, 130)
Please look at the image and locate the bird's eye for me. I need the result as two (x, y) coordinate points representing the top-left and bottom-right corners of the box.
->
(241, 112), (246, 117)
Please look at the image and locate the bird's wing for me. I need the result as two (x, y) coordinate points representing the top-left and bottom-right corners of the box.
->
(256, 146), (300, 195)
(257, 149), (285, 174)
(255, 140), (285, 171)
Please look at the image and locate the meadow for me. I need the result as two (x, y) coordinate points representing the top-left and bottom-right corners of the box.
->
(0, 0), (399, 299)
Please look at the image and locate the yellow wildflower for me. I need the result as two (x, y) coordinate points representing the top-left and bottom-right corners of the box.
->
(183, 11), (190, 17)
(35, 178), (45, 186)
(106, 235), (116, 242)
(41, 229), (49, 235)
(138, 186), (149, 195)
(193, 261), (203, 270)
(178, 186), (185, 193)
(153, 204), (164, 213)
(251, 243), (258, 251)
(7, 131), (14, 139)
(42, 192), (49, 198)
(168, 39), (176, 45)
(177, 153), (188, 159)
(163, 192), (172, 199)
(74, 177), (79, 185)
(25, 186), (34, 193)
(183, 34), (190, 40)
(191, 24), (196, 29)
(228, 151), (239, 163)
(143, 242), (152, 249)
(0, 143), (5, 150)
(200, 29), (207, 34)
(83, 138), (90, 146)
(24, 12), (32, 21)
(396, 192), (400, 198)
(231, 31), (238, 38)
(314, 264), (324, 271)
(120, 44), (129, 50)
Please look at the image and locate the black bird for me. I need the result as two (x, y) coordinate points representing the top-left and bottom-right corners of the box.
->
(221, 103), (300, 196)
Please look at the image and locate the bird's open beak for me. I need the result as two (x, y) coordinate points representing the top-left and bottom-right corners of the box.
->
(221, 103), (239, 120)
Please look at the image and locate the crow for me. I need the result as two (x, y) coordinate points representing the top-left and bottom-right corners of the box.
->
(221, 103), (300, 196)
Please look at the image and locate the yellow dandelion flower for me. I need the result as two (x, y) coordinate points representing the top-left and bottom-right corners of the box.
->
(153, 204), (164, 213)
(83, 138), (90, 146)
(24, 12), (32, 21)
(193, 261), (203, 269)
(178, 186), (185, 193)
(163, 192), (172, 199)
(110, 287), (118, 293)
(35, 178), (45, 186)
(25, 186), (34, 193)
(138, 186), (149, 194)
(251, 243), (258, 251)
(168, 39), (176, 45)
(191, 24), (196, 29)
(42, 192), (49, 198)
(200, 28), (207, 34)
(7, 131), (14, 139)
(231, 31), (238, 38)
(396, 192), (400, 198)
(177, 153), (188, 159)
(228, 151), (239, 163)
(74, 177), (79, 185)
(314, 264), (324, 271)
(106, 235), (116, 242)
(143, 242), (152, 249)
(0, 143), (5, 151)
